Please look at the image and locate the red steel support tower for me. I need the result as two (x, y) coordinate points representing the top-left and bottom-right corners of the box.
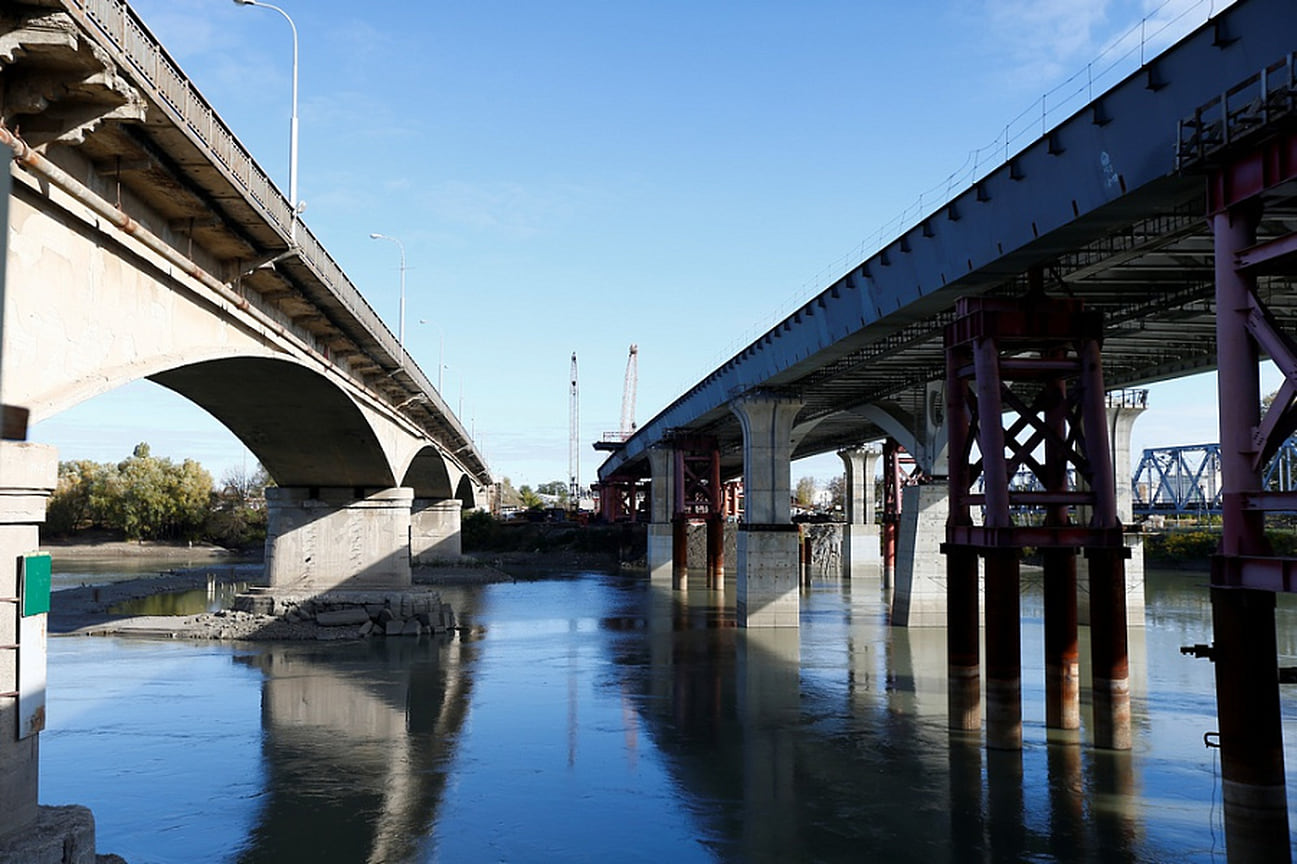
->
(944, 291), (1129, 752)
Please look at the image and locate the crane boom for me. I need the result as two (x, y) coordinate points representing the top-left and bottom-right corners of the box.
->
(619, 344), (638, 438)
(569, 352), (579, 507)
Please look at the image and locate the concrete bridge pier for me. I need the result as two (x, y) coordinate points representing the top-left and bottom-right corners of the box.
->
(264, 486), (415, 592)
(838, 445), (881, 579)
(731, 394), (803, 627)
(646, 447), (675, 585)
(0, 442), (57, 850)
(410, 498), (462, 563)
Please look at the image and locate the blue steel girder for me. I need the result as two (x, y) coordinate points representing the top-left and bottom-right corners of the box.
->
(598, 0), (1297, 486)
(1132, 443), (1223, 514)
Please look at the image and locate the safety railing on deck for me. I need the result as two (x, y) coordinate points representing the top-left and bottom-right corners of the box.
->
(65, 0), (396, 369)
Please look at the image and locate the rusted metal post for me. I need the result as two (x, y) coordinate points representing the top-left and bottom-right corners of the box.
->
(1211, 204), (1289, 843)
(1043, 359), (1079, 733)
(984, 550), (1022, 751)
(883, 439), (902, 587)
(1080, 337), (1130, 751)
(945, 350), (980, 732)
(672, 515), (689, 591)
(706, 514), (725, 590)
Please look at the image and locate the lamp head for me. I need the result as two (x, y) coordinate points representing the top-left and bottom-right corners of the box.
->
(369, 233), (383, 240)
(233, 0), (257, 5)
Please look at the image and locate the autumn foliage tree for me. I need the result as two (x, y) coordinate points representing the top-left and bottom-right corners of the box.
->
(46, 442), (214, 541)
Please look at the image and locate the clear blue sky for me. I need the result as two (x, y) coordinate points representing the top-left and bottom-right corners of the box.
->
(31, 0), (1252, 490)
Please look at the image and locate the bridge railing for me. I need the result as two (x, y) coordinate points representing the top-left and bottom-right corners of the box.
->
(64, 0), (408, 380)
(680, 0), (1246, 405)
(58, 0), (487, 480)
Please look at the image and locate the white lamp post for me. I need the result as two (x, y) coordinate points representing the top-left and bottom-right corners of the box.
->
(418, 319), (445, 392)
(369, 233), (406, 349)
(233, 0), (299, 241)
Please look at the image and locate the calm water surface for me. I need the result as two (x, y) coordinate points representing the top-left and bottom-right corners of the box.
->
(40, 566), (1297, 863)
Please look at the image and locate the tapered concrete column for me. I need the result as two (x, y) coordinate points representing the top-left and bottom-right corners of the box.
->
(646, 446), (675, 584)
(0, 442), (57, 846)
(410, 498), (461, 563)
(265, 486), (413, 592)
(731, 394), (803, 628)
(892, 484), (949, 627)
(838, 445), (881, 578)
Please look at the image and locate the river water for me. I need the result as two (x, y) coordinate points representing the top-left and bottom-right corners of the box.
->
(39, 564), (1297, 863)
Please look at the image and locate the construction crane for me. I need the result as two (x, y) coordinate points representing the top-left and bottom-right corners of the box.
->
(569, 352), (579, 508)
(619, 344), (638, 439)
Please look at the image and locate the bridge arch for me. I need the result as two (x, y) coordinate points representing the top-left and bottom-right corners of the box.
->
(150, 357), (397, 489)
(401, 447), (455, 499)
(455, 473), (477, 509)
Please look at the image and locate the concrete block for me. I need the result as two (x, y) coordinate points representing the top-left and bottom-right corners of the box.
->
(315, 608), (370, 627)
(0, 805), (97, 864)
(736, 528), (800, 628)
(359, 620), (374, 637)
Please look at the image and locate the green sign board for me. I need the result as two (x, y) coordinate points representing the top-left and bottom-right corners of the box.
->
(21, 553), (51, 617)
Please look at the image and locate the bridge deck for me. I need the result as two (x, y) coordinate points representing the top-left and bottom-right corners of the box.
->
(597, 0), (1297, 484)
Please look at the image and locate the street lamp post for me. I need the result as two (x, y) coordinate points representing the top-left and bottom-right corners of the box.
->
(418, 319), (445, 392)
(233, 0), (299, 241)
(370, 233), (406, 350)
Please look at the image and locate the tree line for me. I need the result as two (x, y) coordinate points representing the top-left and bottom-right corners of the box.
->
(46, 442), (271, 549)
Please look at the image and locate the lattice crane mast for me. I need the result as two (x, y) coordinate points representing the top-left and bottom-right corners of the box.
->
(619, 344), (638, 439)
(569, 352), (579, 508)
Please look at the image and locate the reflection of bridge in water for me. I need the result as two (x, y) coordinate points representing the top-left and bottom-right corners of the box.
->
(233, 629), (478, 864)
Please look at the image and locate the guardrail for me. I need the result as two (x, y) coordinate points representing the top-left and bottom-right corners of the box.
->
(65, 0), (396, 368)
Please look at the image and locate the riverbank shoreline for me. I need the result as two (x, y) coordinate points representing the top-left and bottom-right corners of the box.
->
(47, 542), (522, 640)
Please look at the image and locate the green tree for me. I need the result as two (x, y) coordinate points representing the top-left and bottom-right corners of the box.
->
(795, 475), (817, 509)
(113, 443), (213, 541)
(536, 480), (570, 503)
(826, 475), (846, 511)
(46, 459), (108, 535)
(518, 485), (544, 510)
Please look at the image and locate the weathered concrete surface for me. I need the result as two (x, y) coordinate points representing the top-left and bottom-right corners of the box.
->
(411, 498), (462, 563)
(0, 804), (112, 864)
(264, 487), (413, 592)
(839, 447), (882, 578)
(0, 442), (57, 847)
(892, 484), (949, 628)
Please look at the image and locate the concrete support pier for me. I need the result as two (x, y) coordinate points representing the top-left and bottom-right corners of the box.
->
(410, 498), (462, 563)
(892, 484), (949, 627)
(264, 486), (414, 592)
(646, 446), (675, 585)
(731, 394), (803, 627)
(838, 445), (881, 579)
(0, 442), (57, 849)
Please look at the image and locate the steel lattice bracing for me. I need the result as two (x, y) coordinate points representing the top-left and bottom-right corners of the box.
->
(1132, 443), (1224, 514)
(1131, 439), (1297, 514)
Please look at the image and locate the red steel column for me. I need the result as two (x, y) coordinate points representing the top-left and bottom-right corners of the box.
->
(883, 439), (902, 587)
(705, 448), (724, 589)
(1081, 335), (1130, 751)
(1042, 357), (1079, 733)
(972, 329), (1022, 751)
(672, 516), (689, 591)
(1212, 205), (1289, 839)
(706, 515), (725, 590)
(945, 357), (980, 733)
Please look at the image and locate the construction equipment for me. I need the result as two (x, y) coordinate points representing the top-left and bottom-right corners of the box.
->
(619, 344), (638, 438)
(569, 352), (579, 508)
